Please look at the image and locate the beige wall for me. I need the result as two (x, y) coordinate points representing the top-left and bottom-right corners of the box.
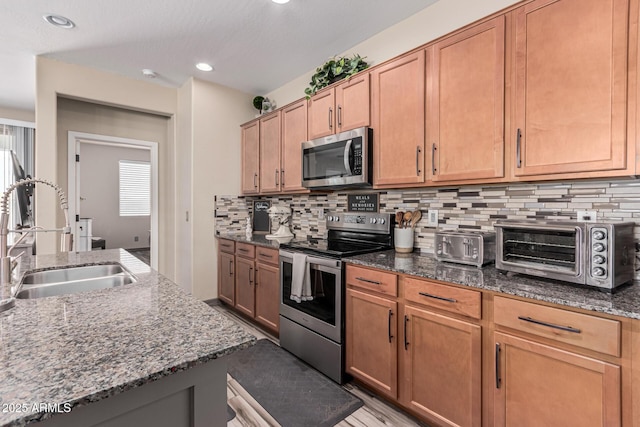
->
(35, 57), (178, 279)
(267, 0), (522, 106)
(0, 107), (35, 123)
(188, 78), (254, 300)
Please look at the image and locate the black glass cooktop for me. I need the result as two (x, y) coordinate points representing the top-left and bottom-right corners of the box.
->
(280, 239), (390, 258)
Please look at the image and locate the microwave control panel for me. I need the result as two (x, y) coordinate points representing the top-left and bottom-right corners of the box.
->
(352, 139), (362, 175)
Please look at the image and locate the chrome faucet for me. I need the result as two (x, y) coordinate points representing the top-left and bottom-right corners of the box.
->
(0, 178), (73, 313)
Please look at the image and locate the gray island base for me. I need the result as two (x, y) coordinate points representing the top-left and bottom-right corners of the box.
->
(0, 249), (255, 427)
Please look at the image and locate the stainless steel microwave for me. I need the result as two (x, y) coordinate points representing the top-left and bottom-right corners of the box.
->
(301, 127), (372, 189)
(494, 220), (635, 290)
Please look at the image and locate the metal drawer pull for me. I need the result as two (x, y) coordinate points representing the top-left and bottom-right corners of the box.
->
(419, 292), (457, 303)
(329, 107), (333, 129)
(261, 254), (273, 258)
(388, 310), (394, 343)
(431, 143), (437, 175)
(275, 169), (279, 186)
(355, 277), (381, 285)
(517, 316), (581, 334)
(416, 146), (422, 176)
(281, 170), (284, 186)
(229, 260), (233, 275)
(253, 173), (258, 188)
(238, 248), (249, 253)
(337, 105), (342, 127)
(495, 343), (501, 389)
(249, 267), (253, 285)
(516, 128), (522, 168)
(404, 315), (409, 350)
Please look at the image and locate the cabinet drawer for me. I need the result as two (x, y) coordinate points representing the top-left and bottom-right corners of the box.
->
(235, 242), (255, 259)
(346, 265), (397, 297)
(403, 277), (481, 320)
(218, 239), (235, 254)
(256, 246), (279, 265)
(494, 296), (620, 357)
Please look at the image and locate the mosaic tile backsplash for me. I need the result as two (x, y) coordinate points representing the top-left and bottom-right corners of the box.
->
(215, 178), (640, 279)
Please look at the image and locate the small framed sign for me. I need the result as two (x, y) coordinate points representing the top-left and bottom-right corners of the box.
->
(347, 193), (379, 213)
(252, 200), (271, 233)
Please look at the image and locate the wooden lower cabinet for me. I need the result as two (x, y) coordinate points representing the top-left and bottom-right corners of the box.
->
(345, 287), (398, 399)
(494, 332), (621, 427)
(255, 262), (280, 332)
(217, 251), (235, 305)
(402, 305), (481, 427)
(234, 256), (255, 318)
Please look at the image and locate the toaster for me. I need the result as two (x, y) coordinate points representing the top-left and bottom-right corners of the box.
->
(435, 230), (496, 267)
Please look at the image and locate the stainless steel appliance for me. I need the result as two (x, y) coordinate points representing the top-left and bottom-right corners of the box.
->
(435, 230), (496, 267)
(301, 127), (372, 189)
(279, 211), (393, 383)
(494, 220), (635, 290)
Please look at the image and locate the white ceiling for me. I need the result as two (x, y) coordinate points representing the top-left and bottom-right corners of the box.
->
(0, 0), (439, 112)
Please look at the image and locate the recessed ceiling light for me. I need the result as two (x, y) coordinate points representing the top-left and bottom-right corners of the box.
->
(43, 14), (75, 29)
(141, 69), (157, 78)
(272, 0), (290, 4)
(196, 63), (214, 72)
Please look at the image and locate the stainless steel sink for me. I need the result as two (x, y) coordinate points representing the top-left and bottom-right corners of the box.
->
(16, 264), (136, 299)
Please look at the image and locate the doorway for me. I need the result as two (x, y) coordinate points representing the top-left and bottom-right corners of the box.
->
(67, 131), (159, 270)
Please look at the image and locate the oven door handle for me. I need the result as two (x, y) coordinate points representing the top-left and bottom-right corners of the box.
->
(279, 251), (341, 269)
(343, 139), (353, 175)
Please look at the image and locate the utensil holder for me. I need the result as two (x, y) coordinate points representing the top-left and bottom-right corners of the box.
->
(394, 227), (414, 253)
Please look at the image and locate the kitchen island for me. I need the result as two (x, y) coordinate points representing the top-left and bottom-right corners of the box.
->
(0, 249), (255, 427)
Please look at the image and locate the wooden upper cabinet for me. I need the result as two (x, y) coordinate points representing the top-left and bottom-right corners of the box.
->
(241, 120), (260, 195)
(335, 74), (370, 132)
(281, 99), (308, 193)
(372, 51), (426, 187)
(259, 111), (282, 193)
(513, 0), (630, 177)
(308, 88), (336, 139)
(308, 74), (370, 140)
(429, 16), (505, 182)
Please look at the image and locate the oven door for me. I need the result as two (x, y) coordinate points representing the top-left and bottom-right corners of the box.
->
(279, 250), (343, 343)
(495, 222), (585, 284)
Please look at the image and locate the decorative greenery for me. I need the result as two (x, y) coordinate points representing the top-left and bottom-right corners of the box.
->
(304, 54), (369, 98)
(252, 96), (265, 112)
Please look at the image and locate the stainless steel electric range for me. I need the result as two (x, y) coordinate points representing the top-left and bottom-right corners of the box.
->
(278, 211), (393, 383)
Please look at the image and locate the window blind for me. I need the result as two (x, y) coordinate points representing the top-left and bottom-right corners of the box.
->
(119, 160), (150, 216)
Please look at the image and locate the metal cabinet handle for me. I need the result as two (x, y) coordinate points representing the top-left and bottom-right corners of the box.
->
(337, 105), (342, 127)
(431, 143), (437, 175)
(419, 292), (457, 304)
(388, 309), (394, 343)
(404, 315), (409, 350)
(495, 343), (501, 389)
(238, 248), (249, 253)
(253, 173), (258, 189)
(416, 146), (422, 176)
(249, 267), (253, 285)
(356, 277), (381, 285)
(329, 107), (333, 130)
(275, 169), (279, 186)
(517, 316), (581, 334)
(281, 169), (284, 187)
(516, 128), (522, 168)
(229, 260), (233, 276)
(261, 254), (273, 259)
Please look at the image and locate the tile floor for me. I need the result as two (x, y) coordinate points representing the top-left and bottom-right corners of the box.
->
(214, 305), (429, 427)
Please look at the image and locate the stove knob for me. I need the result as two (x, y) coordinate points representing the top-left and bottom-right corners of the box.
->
(593, 243), (605, 252)
(370, 218), (377, 224)
(334, 216), (340, 222)
(379, 218), (386, 225)
(593, 255), (606, 264)
(593, 267), (606, 277)
(327, 216), (334, 222)
(593, 230), (606, 240)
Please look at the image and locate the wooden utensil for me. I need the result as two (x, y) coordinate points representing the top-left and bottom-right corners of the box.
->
(403, 211), (413, 229)
(395, 211), (404, 227)
(410, 210), (422, 228)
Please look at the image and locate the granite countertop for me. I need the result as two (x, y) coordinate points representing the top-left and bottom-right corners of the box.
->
(346, 250), (640, 320)
(217, 233), (284, 249)
(0, 249), (256, 427)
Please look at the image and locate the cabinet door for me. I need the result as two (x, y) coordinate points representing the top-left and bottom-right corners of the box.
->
(402, 306), (481, 427)
(336, 74), (370, 132)
(241, 121), (260, 194)
(281, 100), (308, 193)
(259, 112), (281, 193)
(235, 257), (255, 317)
(513, 0), (629, 177)
(346, 288), (398, 399)
(429, 16), (505, 182)
(308, 88), (335, 139)
(255, 262), (280, 333)
(494, 332), (621, 427)
(371, 51), (426, 186)
(218, 251), (235, 305)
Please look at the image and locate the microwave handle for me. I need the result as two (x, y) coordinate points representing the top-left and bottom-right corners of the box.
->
(343, 139), (353, 175)
(494, 223), (582, 233)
